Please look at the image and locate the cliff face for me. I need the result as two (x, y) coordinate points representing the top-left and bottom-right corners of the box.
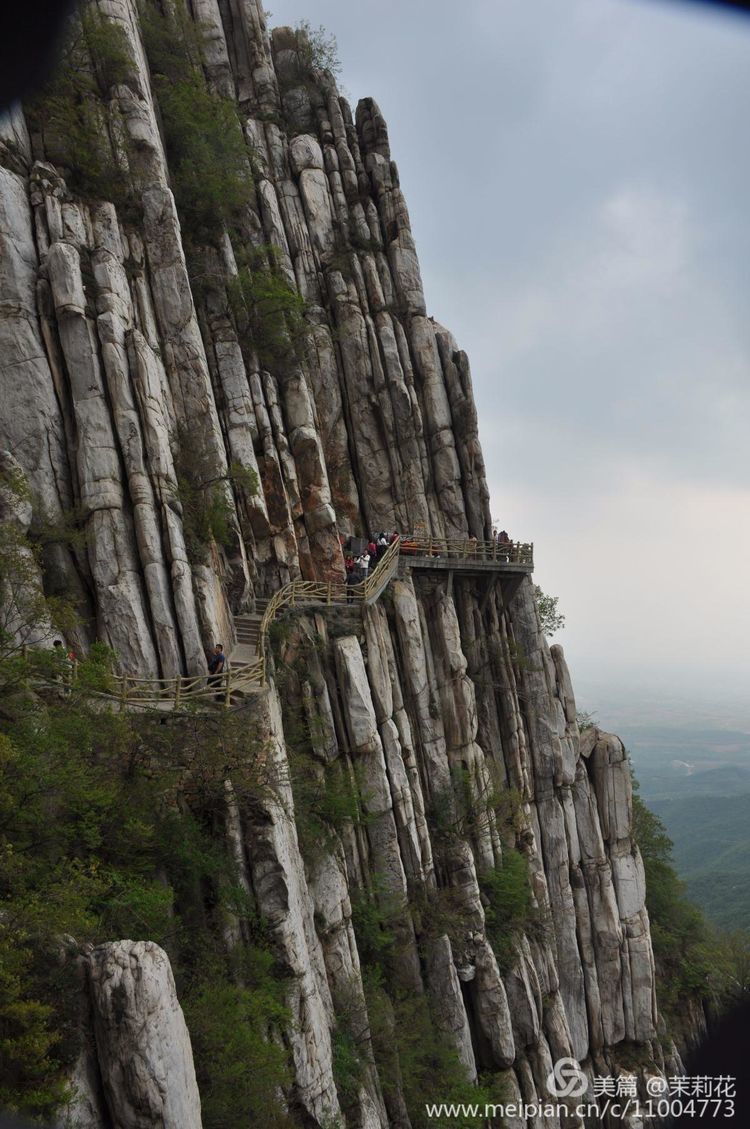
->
(0, 2), (693, 1125)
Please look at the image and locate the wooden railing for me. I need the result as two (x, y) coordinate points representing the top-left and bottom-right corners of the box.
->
(29, 657), (266, 710)
(30, 532), (531, 711)
(399, 536), (533, 564)
(106, 660), (267, 709)
(257, 533), (402, 647)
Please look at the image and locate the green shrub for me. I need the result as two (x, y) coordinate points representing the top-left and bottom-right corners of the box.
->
(0, 932), (72, 1119)
(533, 585), (566, 637)
(363, 970), (505, 1129)
(157, 76), (253, 238)
(25, 8), (133, 204)
(140, 0), (253, 241)
(350, 882), (400, 974)
(294, 21), (342, 78)
(182, 958), (293, 1129)
(633, 793), (720, 1027)
(138, 0), (204, 82)
(228, 250), (308, 367)
(576, 709), (597, 731)
(331, 1025), (366, 1108)
(289, 750), (363, 861)
(427, 765), (523, 855)
(81, 8), (133, 92)
(480, 849), (537, 973)
(173, 439), (258, 563)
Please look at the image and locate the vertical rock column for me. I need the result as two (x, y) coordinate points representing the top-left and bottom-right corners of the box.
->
(242, 688), (343, 1126)
(87, 941), (203, 1129)
(46, 235), (160, 675)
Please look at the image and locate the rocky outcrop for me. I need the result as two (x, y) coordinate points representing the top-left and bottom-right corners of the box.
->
(85, 941), (201, 1129)
(0, 1), (678, 1125)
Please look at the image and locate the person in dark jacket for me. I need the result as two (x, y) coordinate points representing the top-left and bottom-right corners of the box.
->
(207, 644), (226, 700)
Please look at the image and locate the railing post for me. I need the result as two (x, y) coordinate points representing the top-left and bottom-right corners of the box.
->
(327, 581), (332, 605)
(174, 675), (182, 709)
(120, 674), (128, 707)
(224, 670), (231, 708)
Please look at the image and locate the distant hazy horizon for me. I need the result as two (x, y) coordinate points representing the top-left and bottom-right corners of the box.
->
(268, 0), (750, 705)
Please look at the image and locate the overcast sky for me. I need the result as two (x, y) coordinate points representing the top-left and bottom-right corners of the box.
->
(269, 0), (750, 705)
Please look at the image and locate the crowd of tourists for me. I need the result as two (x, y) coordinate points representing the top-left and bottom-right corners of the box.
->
(343, 530), (399, 587)
(340, 525), (514, 583)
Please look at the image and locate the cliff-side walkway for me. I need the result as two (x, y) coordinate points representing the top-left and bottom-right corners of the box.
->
(42, 535), (533, 711)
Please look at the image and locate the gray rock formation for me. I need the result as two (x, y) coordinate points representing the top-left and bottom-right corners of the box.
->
(0, 1), (685, 1124)
(86, 941), (201, 1129)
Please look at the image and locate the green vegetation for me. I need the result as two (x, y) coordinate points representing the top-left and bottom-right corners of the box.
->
(632, 792), (723, 1025)
(480, 849), (541, 974)
(650, 791), (750, 931)
(228, 248), (308, 367)
(576, 709), (597, 731)
(427, 765), (524, 860)
(0, 470), (77, 661)
(183, 954), (293, 1129)
(294, 20), (342, 78)
(173, 438), (258, 563)
(363, 971), (505, 1129)
(632, 778), (750, 1043)
(330, 981), (370, 1112)
(0, 510), (290, 1124)
(290, 751), (364, 861)
(0, 658), (289, 1124)
(533, 585), (566, 637)
(157, 78), (252, 238)
(140, 0), (253, 241)
(25, 6), (134, 205)
(333, 885), (505, 1128)
(505, 637), (541, 676)
(349, 880), (404, 973)
(349, 867), (514, 1125)
(270, 629), (372, 861)
(276, 643), (368, 860)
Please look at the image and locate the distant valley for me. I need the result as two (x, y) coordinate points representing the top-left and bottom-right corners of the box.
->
(576, 680), (750, 932)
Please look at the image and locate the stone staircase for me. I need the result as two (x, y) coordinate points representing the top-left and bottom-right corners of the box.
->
(230, 598), (269, 671)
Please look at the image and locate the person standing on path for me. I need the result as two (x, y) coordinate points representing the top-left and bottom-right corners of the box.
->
(207, 644), (226, 701)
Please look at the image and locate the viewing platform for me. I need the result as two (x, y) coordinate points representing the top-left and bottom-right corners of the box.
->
(396, 535), (533, 606)
(397, 536), (533, 573)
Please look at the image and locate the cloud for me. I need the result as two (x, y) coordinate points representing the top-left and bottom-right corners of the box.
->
(497, 468), (750, 686)
(469, 182), (750, 492)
